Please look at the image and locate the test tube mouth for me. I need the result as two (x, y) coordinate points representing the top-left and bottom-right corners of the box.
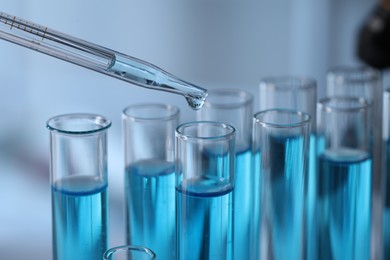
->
(327, 65), (381, 84)
(259, 76), (317, 91)
(318, 96), (372, 113)
(202, 88), (253, 109)
(176, 121), (236, 141)
(254, 109), (311, 128)
(103, 245), (156, 260)
(46, 113), (111, 134)
(123, 103), (180, 122)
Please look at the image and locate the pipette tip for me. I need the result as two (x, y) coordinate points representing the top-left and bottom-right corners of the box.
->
(185, 91), (208, 110)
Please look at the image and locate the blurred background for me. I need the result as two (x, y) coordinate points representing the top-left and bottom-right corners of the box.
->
(0, 1), (389, 259)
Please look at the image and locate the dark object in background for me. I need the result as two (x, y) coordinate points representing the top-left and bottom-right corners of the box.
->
(357, 0), (390, 69)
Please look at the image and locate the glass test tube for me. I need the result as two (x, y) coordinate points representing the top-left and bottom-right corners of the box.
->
(317, 97), (372, 260)
(327, 66), (382, 258)
(197, 88), (253, 260)
(103, 245), (156, 260)
(47, 113), (111, 260)
(123, 103), (179, 260)
(253, 109), (311, 260)
(383, 89), (390, 259)
(259, 76), (317, 259)
(175, 121), (235, 260)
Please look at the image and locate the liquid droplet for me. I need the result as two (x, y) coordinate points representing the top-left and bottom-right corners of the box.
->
(185, 93), (207, 110)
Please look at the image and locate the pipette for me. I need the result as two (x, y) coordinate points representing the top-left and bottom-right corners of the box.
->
(0, 11), (207, 109)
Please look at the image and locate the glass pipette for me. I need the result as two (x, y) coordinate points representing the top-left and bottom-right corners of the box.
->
(0, 11), (207, 109)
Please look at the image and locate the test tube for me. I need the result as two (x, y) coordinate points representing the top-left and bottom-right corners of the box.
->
(327, 66), (382, 258)
(197, 88), (253, 260)
(383, 88), (390, 259)
(47, 113), (111, 260)
(123, 103), (179, 260)
(317, 97), (372, 260)
(253, 109), (311, 260)
(175, 121), (235, 260)
(103, 245), (156, 260)
(258, 76), (317, 259)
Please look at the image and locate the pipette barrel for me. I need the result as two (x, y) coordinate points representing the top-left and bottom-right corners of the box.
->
(0, 11), (207, 109)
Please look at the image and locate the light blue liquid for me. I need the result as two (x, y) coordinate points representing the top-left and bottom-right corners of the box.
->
(252, 150), (261, 259)
(176, 178), (233, 260)
(306, 134), (317, 260)
(233, 149), (252, 260)
(125, 159), (176, 260)
(52, 175), (108, 260)
(384, 209), (390, 260)
(251, 135), (306, 259)
(383, 140), (390, 259)
(317, 148), (372, 260)
(257, 135), (306, 259)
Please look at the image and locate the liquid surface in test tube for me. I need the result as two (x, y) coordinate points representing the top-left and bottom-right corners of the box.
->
(125, 159), (176, 259)
(52, 175), (108, 260)
(176, 177), (233, 260)
(318, 148), (371, 260)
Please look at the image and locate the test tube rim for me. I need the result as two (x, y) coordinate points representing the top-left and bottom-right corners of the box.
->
(202, 88), (254, 109)
(259, 75), (317, 91)
(318, 96), (372, 113)
(103, 245), (156, 259)
(46, 113), (111, 135)
(122, 103), (180, 122)
(253, 108), (311, 129)
(327, 65), (381, 84)
(176, 121), (236, 141)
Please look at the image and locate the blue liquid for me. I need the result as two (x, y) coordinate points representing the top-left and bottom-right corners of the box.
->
(317, 148), (372, 260)
(52, 175), (108, 260)
(176, 178), (233, 260)
(125, 159), (176, 260)
(306, 134), (317, 260)
(233, 149), (253, 260)
(384, 209), (390, 260)
(252, 150), (261, 259)
(383, 140), (390, 259)
(252, 136), (307, 259)
(258, 134), (306, 259)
